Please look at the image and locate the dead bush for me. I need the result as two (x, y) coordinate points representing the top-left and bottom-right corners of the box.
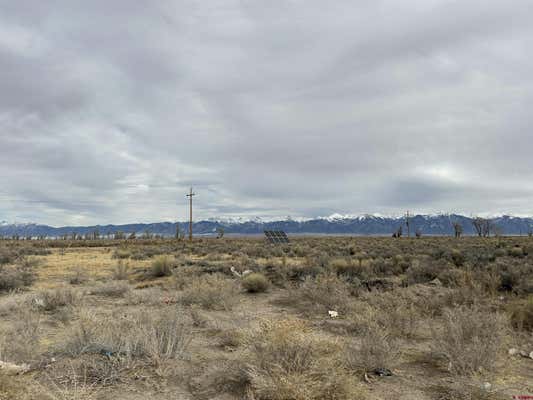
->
(111, 261), (129, 280)
(345, 323), (399, 373)
(0, 307), (41, 363)
(365, 292), (419, 338)
(33, 287), (79, 312)
(432, 306), (508, 375)
(68, 267), (88, 285)
(287, 272), (355, 314)
(63, 308), (191, 366)
(242, 273), (269, 293)
(508, 296), (533, 332)
(243, 319), (363, 400)
(0, 263), (36, 292)
(179, 274), (239, 311)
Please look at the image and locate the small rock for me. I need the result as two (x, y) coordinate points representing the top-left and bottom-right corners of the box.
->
(481, 382), (491, 391)
(529, 351), (533, 360)
(428, 278), (442, 286)
(509, 348), (519, 356)
(328, 310), (339, 318)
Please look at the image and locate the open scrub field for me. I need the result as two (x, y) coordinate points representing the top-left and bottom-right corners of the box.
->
(0, 237), (532, 400)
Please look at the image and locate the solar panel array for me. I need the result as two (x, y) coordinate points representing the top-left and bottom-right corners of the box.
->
(264, 230), (290, 244)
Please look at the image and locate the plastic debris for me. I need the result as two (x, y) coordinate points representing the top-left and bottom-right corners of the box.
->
(373, 368), (393, 377)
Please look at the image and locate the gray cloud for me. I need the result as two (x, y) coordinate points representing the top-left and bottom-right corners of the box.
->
(1, 0), (532, 225)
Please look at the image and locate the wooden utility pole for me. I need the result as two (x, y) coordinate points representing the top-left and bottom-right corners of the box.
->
(186, 187), (196, 241)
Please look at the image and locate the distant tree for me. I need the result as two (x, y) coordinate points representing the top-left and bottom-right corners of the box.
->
(482, 219), (492, 237)
(453, 222), (463, 238)
(392, 226), (403, 238)
(128, 232), (136, 240)
(472, 217), (485, 237)
(216, 226), (225, 239)
(175, 223), (182, 240)
(415, 229), (422, 238)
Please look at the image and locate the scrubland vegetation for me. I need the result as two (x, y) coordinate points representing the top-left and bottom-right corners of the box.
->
(0, 236), (532, 399)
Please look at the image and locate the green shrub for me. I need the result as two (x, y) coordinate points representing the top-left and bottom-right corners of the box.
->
(242, 273), (269, 293)
(509, 246), (524, 258)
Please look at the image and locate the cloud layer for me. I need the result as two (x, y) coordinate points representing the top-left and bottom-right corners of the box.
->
(1, 0), (532, 225)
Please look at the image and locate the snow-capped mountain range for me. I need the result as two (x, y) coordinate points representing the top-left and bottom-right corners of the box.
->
(1, 214), (533, 237)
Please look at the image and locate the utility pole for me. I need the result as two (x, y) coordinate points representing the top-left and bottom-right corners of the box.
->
(405, 210), (410, 238)
(186, 187), (196, 241)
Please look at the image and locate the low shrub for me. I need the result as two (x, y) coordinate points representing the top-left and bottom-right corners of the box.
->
(508, 296), (533, 332)
(179, 274), (239, 310)
(281, 272), (355, 315)
(345, 323), (399, 373)
(243, 319), (362, 400)
(112, 261), (129, 280)
(68, 267), (88, 285)
(509, 246), (524, 258)
(113, 248), (131, 259)
(432, 306), (508, 375)
(63, 308), (191, 366)
(242, 273), (269, 293)
(405, 258), (448, 285)
(150, 255), (174, 278)
(0, 263), (36, 292)
(33, 287), (79, 312)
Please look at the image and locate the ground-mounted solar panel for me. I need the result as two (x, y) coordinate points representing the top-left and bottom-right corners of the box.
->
(264, 230), (289, 244)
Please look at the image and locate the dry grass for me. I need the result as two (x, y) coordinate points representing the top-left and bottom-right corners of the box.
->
(62, 308), (191, 367)
(242, 319), (365, 400)
(88, 281), (130, 297)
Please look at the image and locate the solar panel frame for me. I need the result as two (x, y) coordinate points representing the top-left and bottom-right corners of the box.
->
(264, 230), (289, 244)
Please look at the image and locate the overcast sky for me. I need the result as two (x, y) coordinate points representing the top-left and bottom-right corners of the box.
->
(1, 0), (533, 226)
